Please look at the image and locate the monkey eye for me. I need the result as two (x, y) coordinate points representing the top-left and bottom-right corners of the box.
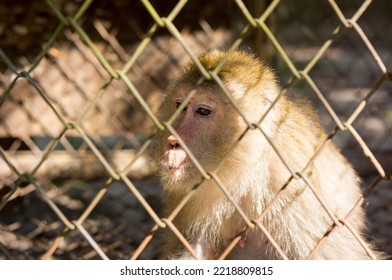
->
(196, 107), (211, 116)
(175, 101), (187, 112)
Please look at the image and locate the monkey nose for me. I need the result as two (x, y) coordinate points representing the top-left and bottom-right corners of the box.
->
(167, 135), (180, 149)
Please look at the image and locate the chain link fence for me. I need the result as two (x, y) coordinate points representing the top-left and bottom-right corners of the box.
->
(0, 0), (391, 259)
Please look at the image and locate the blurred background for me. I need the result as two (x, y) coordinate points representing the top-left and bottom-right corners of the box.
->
(0, 0), (391, 259)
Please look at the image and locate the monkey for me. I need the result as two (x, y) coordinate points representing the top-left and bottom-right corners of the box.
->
(152, 50), (382, 260)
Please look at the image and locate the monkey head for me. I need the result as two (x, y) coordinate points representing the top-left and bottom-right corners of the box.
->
(154, 50), (279, 193)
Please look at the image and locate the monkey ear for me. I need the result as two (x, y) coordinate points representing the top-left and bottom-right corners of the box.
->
(226, 81), (247, 99)
(227, 81), (278, 105)
(262, 86), (279, 104)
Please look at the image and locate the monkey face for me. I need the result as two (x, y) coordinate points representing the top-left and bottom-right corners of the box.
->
(156, 85), (240, 190)
(154, 50), (279, 192)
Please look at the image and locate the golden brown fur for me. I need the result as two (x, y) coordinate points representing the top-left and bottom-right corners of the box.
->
(153, 50), (382, 259)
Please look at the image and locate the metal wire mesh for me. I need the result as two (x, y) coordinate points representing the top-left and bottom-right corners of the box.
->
(0, 0), (391, 259)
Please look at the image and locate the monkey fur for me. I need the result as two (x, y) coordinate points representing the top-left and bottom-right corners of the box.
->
(153, 50), (382, 260)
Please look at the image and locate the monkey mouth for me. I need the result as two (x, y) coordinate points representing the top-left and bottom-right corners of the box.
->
(163, 159), (189, 172)
(162, 149), (188, 173)
(167, 164), (185, 170)
(161, 161), (190, 183)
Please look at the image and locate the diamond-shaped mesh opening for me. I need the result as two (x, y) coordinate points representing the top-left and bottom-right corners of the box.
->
(273, 1), (337, 52)
(0, 78), (66, 138)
